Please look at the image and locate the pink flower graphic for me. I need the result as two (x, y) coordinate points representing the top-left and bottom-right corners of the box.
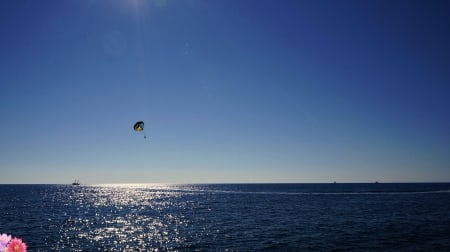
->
(6, 238), (27, 252)
(0, 234), (12, 251)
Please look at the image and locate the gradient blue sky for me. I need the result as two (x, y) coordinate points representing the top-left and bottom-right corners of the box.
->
(1, 0), (449, 184)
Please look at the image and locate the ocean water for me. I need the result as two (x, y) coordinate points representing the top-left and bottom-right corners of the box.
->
(1, 183), (450, 251)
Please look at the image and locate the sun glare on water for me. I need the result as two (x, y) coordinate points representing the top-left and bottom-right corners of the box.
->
(54, 183), (196, 250)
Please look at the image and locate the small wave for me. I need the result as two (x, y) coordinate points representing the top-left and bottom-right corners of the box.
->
(83, 184), (450, 196)
(174, 189), (450, 196)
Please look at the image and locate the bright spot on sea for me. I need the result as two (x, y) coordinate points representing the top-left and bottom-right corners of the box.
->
(54, 183), (203, 251)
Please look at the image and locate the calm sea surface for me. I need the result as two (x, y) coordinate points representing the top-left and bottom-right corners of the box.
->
(1, 183), (450, 251)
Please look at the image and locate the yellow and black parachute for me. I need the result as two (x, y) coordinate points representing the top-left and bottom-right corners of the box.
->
(133, 121), (144, 131)
(133, 121), (146, 139)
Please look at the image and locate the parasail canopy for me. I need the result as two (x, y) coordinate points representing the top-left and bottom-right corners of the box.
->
(133, 121), (144, 132)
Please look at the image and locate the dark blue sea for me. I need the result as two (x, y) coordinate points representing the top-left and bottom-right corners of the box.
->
(1, 183), (450, 251)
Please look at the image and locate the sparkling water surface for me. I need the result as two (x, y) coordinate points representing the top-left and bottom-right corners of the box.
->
(1, 183), (450, 251)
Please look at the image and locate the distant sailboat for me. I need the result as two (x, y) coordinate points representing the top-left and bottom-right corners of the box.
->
(72, 179), (80, 185)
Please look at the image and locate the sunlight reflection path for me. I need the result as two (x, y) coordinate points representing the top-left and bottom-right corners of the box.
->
(55, 184), (204, 251)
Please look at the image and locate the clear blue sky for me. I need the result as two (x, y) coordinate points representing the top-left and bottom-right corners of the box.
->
(1, 0), (449, 184)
